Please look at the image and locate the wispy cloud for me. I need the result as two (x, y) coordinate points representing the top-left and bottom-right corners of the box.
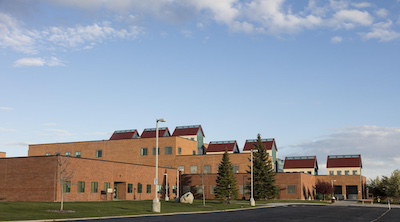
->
(13, 57), (65, 67)
(0, 107), (14, 111)
(1, 12), (143, 58)
(36, 129), (73, 138)
(281, 126), (400, 179)
(331, 36), (343, 43)
(0, 127), (17, 132)
(1, 0), (400, 62)
(4, 142), (29, 147)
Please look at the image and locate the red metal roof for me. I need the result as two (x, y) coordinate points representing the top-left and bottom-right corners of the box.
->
(326, 155), (362, 168)
(172, 125), (205, 137)
(243, 138), (276, 152)
(283, 156), (318, 169)
(206, 141), (239, 153)
(141, 127), (170, 138)
(109, 129), (139, 140)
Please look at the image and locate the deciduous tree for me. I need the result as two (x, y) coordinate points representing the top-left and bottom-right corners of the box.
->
(315, 180), (333, 200)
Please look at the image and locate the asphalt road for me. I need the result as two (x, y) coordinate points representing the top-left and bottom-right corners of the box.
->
(83, 205), (399, 222)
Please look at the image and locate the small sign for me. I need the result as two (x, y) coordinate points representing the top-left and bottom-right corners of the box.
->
(107, 188), (113, 193)
(154, 178), (158, 185)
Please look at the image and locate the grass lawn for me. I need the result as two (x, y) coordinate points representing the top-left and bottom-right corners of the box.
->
(0, 200), (260, 221)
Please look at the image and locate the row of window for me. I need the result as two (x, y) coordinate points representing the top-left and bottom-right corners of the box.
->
(329, 170), (358, 176)
(63, 182), (152, 194)
(48, 147), (199, 159)
(140, 147), (187, 156)
(177, 165), (240, 174)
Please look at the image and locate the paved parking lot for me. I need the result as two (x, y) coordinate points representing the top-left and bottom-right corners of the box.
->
(89, 205), (399, 222)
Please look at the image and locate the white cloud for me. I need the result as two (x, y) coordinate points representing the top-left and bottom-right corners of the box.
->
(0, 128), (17, 132)
(13, 58), (45, 67)
(36, 129), (73, 138)
(4, 142), (29, 147)
(361, 21), (400, 42)
(0, 107), (13, 111)
(43, 22), (142, 49)
(0, 12), (38, 54)
(13, 57), (65, 67)
(1, 12), (143, 58)
(281, 126), (400, 179)
(352, 2), (372, 9)
(331, 35), (343, 43)
(376, 8), (389, 18)
(331, 9), (373, 29)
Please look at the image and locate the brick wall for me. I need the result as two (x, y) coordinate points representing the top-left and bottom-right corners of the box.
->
(0, 156), (57, 202)
(0, 156), (177, 202)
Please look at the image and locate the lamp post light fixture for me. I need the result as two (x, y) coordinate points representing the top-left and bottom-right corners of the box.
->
(250, 149), (255, 206)
(152, 118), (166, 213)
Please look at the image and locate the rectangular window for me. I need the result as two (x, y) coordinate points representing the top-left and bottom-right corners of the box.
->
(345, 170), (350, 175)
(152, 148), (160, 155)
(146, 184), (152, 194)
(190, 165), (198, 174)
(65, 152), (71, 157)
(177, 166), (184, 173)
(137, 183), (143, 194)
(329, 171), (334, 175)
(127, 184), (133, 193)
(63, 181), (71, 193)
(287, 185), (296, 194)
(232, 165), (239, 174)
(78, 181), (85, 193)
(165, 147), (172, 155)
(75, 151), (81, 158)
(104, 182), (110, 192)
(337, 170), (342, 175)
(203, 165), (211, 174)
(307, 171), (312, 174)
(353, 170), (358, 175)
(178, 147), (182, 155)
(91, 182), (98, 193)
(210, 185), (215, 194)
(96, 150), (102, 158)
(140, 148), (148, 156)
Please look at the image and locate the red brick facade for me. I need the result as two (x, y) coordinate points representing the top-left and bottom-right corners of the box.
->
(0, 156), (177, 202)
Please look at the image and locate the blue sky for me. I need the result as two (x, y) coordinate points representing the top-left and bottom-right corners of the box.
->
(1, 0), (400, 180)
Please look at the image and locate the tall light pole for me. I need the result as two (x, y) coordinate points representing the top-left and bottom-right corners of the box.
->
(250, 149), (255, 206)
(165, 172), (169, 201)
(331, 180), (336, 200)
(152, 118), (165, 212)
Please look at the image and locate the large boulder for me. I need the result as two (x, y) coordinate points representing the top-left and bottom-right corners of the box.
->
(180, 192), (194, 204)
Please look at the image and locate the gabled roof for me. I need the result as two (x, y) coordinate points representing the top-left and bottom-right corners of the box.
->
(243, 138), (277, 152)
(110, 129), (139, 140)
(326, 154), (362, 168)
(206, 140), (239, 153)
(283, 156), (318, 169)
(172, 125), (205, 137)
(141, 127), (171, 138)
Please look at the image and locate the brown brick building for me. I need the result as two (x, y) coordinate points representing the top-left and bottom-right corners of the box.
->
(0, 125), (366, 202)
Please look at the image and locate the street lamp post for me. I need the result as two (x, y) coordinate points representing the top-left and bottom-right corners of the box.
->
(165, 172), (169, 201)
(331, 180), (336, 200)
(176, 169), (183, 202)
(152, 118), (165, 213)
(250, 149), (255, 206)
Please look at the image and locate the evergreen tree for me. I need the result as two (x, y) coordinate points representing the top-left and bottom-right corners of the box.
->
(247, 134), (279, 200)
(214, 149), (239, 203)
